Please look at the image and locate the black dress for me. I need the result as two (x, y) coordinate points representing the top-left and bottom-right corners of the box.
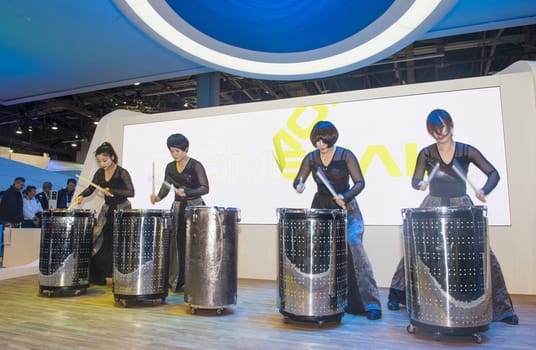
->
(156, 158), (209, 292)
(79, 166), (135, 283)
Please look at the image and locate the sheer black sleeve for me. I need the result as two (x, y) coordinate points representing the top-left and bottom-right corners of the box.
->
(110, 167), (135, 198)
(342, 149), (365, 202)
(79, 170), (101, 197)
(411, 148), (428, 190)
(183, 161), (209, 197)
(293, 153), (312, 189)
(467, 145), (500, 194)
(156, 163), (173, 200)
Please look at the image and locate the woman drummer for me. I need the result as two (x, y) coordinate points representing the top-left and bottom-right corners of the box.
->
(293, 120), (382, 320)
(387, 108), (518, 325)
(150, 133), (209, 292)
(74, 142), (135, 285)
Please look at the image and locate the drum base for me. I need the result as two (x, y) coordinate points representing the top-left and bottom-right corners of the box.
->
(39, 285), (88, 297)
(407, 319), (489, 344)
(279, 309), (343, 328)
(186, 303), (230, 315)
(113, 293), (167, 308)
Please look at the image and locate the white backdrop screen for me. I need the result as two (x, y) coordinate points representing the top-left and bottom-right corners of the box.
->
(123, 87), (510, 225)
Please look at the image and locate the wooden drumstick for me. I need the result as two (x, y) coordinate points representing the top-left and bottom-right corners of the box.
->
(76, 174), (114, 197)
(152, 161), (155, 196)
(427, 162), (440, 182)
(452, 162), (479, 193)
(316, 166), (346, 210)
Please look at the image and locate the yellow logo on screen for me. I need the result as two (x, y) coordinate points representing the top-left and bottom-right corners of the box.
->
(273, 105), (418, 180)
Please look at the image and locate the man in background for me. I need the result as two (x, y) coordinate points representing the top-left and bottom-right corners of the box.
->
(57, 178), (76, 209)
(0, 177), (26, 227)
(36, 181), (52, 210)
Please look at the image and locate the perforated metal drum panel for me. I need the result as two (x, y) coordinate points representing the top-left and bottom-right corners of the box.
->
(113, 209), (171, 298)
(402, 206), (491, 330)
(277, 208), (347, 320)
(184, 206), (240, 309)
(39, 209), (94, 288)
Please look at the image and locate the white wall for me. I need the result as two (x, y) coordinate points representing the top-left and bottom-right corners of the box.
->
(78, 61), (536, 294)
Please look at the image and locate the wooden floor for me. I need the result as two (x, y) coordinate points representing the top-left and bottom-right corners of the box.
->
(0, 275), (534, 350)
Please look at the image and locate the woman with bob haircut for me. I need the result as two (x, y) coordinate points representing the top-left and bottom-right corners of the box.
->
(151, 133), (209, 292)
(74, 142), (135, 285)
(387, 108), (518, 325)
(293, 120), (382, 320)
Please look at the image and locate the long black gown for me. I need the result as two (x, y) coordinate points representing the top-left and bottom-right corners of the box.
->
(156, 158), (209, 292)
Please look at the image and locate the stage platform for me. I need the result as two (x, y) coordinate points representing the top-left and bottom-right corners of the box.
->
(0, 276), (534, 349)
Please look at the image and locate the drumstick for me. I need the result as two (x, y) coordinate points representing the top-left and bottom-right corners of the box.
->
(152, 161), (155, 196)
(427, 162), (440, 182)
(451, 162), (479, 193)
(162, 180), (173, 189)
(76, 174), (114, 197)
(68, 199), (77, 210)
(316, 166), (346, 209)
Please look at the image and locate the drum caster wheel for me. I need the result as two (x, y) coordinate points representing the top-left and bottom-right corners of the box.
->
(406, 324), (416, 334)
(216, 308), (224, 315)
(472, 332), (483, 344)
(190, 307), (197, 315)
(317, 320), (325, 328)
(433, 331), (442, 341)
(121, 300), (130, 308)
(283, 316), (289, 324)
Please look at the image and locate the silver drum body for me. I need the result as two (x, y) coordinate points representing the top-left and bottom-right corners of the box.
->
(39, 209), (94, 295)
(184, 206), (240, 312)
(113, 209), (171, 304)
(277, 208), (347, 324)
(402, 206), (491, 334)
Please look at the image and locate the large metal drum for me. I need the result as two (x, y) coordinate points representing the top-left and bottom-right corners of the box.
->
(402, 206), (491, 342)
(113, 209), (171, 306)
(184, 206), (240, 314)
(277, 208), (347, 326)
(39, 209), (94, 296)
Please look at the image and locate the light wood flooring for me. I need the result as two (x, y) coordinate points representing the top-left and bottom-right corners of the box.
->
(0, 275), (534, 349)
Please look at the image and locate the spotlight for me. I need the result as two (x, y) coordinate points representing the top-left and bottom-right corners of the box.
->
(51, 122), (59, 130)
(15, 125), (23, 134)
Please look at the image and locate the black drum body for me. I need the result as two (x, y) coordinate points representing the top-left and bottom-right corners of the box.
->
(39, 209), (94, 296)
(184, 206), (240, 314)
(277, 208), (347, 326)
(113, 209), (171, 306)
(402, 206), (491, 340)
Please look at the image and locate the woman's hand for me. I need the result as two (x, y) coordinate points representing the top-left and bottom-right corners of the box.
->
(175, 187), (186, 197)
(103, 187), (113, 197)
(475, 190), (487, 203)
(334, 194), (346, 210)
(417, 180), (429, 191)
(295, 180), (305, 193)
(74, 195), (84, 205)
(150, 194), (160, 204)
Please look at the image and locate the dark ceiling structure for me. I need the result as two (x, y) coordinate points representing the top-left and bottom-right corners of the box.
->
(1, 24), (536, 162)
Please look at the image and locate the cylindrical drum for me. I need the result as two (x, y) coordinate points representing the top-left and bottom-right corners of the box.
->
(39, 209), (94, 296)
(277, 208), (347, 325)
(402, 206), (491, 336)
(184, 206), (240, 314)
(113, 209), (171, 306)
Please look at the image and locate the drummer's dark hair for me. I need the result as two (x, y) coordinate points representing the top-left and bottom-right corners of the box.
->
(310, 121), (338, 147)
(167, 133), (189, 151)
(427, 109), (454, 135)
(95, 142), (118, 163)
